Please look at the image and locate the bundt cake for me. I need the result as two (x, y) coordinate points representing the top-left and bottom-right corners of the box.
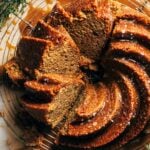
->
(2, 0), (150, 149)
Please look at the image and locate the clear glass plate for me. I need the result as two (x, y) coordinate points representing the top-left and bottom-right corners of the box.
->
(0, 0), (149, 149)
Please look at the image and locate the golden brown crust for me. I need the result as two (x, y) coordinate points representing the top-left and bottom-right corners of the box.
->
(24, 80), (63, 97)
(60, 82), (121, 137)
(75, 83), (106, 120)
(108, 41), (150, 61)
(103, 58), (150, 148)
(107, 40), (150, 74)
(59, 76), (138, 148)
(113, 20), (150, 45)
(16, 36), (53, 74)
(113, 1), (150, 28)
(21, 95), (52, 124)
(35, 70), (84, 85)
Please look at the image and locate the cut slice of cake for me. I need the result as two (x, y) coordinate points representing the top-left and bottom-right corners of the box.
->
(32, 19), (91, 70)
(21, 80), (84, 128)
(16, 36), (80, 76)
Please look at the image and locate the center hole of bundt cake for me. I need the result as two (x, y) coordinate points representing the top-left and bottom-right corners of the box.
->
(81, 65), (104, 84)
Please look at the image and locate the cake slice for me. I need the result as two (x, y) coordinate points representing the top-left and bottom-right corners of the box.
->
(16, 36), (80, 76)
(32, 20), (84, 69)
(21, 94), (54, 125)
(46, 0), (114, 62)
(21, 80), (84, 128)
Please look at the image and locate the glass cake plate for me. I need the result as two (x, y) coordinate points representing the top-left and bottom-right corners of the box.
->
(0, 0), (149, 149)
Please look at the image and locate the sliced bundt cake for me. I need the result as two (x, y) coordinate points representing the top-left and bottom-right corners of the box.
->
(2, 0), (150, 149)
